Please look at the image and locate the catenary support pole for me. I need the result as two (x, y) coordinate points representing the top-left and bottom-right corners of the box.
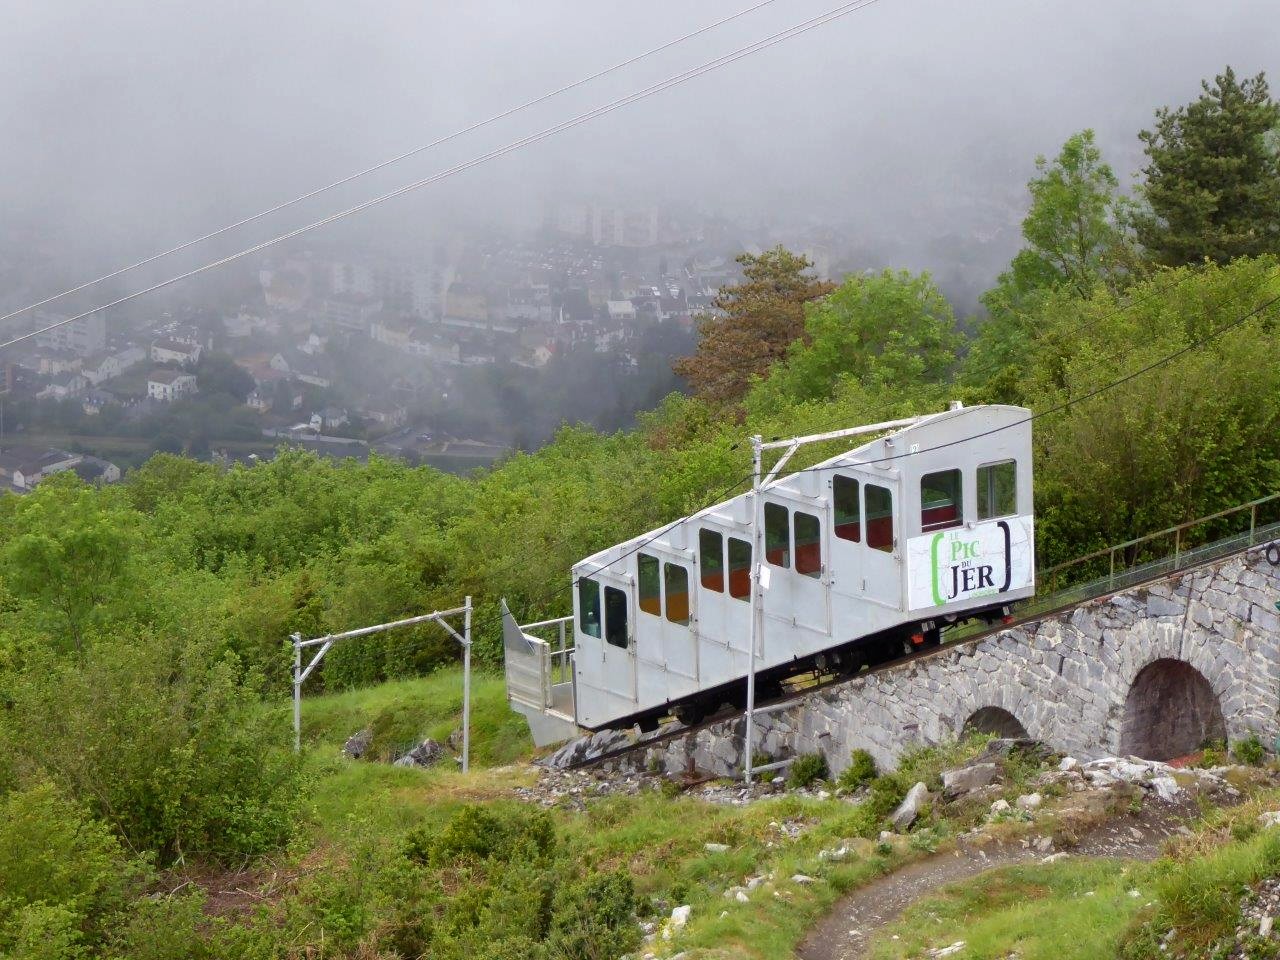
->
(462, 596), (472, 773)
(291, 632), (302, 754)
(744, 434), (764, 782)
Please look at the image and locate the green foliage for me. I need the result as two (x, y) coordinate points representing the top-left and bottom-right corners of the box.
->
(1232, 732), (1267, 766)
(787, 752), (830, 789)
(546, 871), (642, 960)
(970, 129), (1134, 383)
(0, 783), (142, 940)
(0, 477), (143, 650)
(837, 749), (879, 792)
(1198, 738), (1227, 768)
(748, 269), (960, 411)
(673, 246), (834, 407)
(1136, 67), (1280, 266)
(0, 634), (302, 864)
(405, 804), (556, 866)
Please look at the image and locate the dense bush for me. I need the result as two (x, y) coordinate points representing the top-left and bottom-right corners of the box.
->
(837, 749), (878, 791)
(787, 752), (830, 788)
(0, 633), (302, 864)
(1232, 732), (1267, 766)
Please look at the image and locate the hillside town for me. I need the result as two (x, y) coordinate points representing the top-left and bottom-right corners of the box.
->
(0, 201), (858, 489)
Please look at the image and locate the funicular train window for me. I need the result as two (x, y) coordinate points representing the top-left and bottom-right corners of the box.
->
(578, 578), (602, 638)
(977, 460), (1017, 520)
(637, 553), (661, 616)
(664, 563), (691, 625)
(865, 484), (894, 553)
(699, 529), (725, 592)
(764, 502), (790, 568)
(833, 475), (861, 542)
(794, 511), (822, 578)
(604, 586), (628, 648)
(921, 469), (963, 532)
(728, 537), (752, 601)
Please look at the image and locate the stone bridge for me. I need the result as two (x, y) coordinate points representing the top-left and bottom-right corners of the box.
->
(627, 540), (1280, 778)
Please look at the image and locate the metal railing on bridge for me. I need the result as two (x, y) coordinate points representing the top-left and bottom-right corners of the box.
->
(952, 492), (1280, 638)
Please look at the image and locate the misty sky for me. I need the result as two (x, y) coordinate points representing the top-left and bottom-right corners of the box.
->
(2, 1), (1278, 287)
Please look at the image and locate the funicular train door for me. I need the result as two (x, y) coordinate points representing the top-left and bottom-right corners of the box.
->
(827, 469), (902, 611)
(690, 523), (753, 669)
(761, 492), (830, 637)
(636, 549), (700, 702)
(580, 566), (637, 707)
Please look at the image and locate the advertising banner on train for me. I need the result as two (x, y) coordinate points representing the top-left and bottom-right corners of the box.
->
(906, 515), (1035, 611)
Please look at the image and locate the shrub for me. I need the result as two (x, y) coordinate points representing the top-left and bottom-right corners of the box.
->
(0, 782), (147, 956)
(838, 749), (878, 791)
(547, 871), (641, 960)
(0, 633), (303, 864)
(1199, 738), (1227, 768)
(865, 775), (908, 820)
(787, 752), (829, 788)
(406, 805), (556, 866)
(1232, 733), (1266, 766)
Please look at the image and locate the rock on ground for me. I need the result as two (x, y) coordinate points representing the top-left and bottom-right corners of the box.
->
(394, 738), (448, 769)
(890, 782), (931, 831)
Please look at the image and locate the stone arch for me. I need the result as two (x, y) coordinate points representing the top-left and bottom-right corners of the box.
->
(963, 706), (1029, 740)
(1118, 658), (1226, 761)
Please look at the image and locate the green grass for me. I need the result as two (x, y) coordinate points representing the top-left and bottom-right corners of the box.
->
(298, 668), (533, 767)
(868, 857), (1147, 960)
(864, 789), (1280, 960)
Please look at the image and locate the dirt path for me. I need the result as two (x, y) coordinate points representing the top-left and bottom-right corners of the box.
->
(797, 802), (1193, 960)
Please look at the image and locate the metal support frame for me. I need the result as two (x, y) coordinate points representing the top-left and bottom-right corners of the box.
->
(744, 416), (924, 782)
(291, 597), (474, 772)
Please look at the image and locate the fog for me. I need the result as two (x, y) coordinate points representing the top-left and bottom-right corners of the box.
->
(2, 0), (1278, 303)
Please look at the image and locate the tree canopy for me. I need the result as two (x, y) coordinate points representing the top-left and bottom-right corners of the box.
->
(673, 246), (833, 407)
(1135, 66), (1280, 266)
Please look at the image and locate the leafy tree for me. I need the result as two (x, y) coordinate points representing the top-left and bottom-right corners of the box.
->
(969, 130), (1133, 387)
(194, 353), (255, 402)
(0, 477), (141, 650)
(1135, 67), (1280, 266)
(747, 269), (960, 410)
(1022, 256), (1280, 564)
(673, 246), (834, 407)
(0, 631), (302, 864)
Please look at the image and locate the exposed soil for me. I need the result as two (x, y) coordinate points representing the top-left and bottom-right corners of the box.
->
(797, 796), (1200, 960)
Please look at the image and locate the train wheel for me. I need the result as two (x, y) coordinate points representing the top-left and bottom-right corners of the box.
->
(673, 701), (705, 726)
(637, 715), (659, 734)
(756, 677), (784, 703)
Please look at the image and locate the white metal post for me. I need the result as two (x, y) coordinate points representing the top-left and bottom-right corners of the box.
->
(291, 632), (302, 754)
(744, 434), (764, 783)
(461, 596), (472, 773)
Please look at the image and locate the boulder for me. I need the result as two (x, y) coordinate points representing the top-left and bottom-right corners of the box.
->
(663, 905), (691, 940)
(890, 781), (931, 831)
(394, 738), (447, 769)
(343, 729), (372, 760)
(941, 762), (1000, 798)
(1015, 792), (1043, 812)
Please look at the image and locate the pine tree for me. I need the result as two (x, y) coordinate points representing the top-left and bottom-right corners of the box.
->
(673, 246), (833, 407)
(1135, 67), (1280, 266)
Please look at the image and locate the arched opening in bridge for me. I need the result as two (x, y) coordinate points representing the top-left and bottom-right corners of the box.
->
(1119, 659), (1226, 761)
(963, 706), (1029, 740)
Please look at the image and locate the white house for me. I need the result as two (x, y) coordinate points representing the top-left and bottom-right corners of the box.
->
(147, 369), (197, 402)
(81, 346), (145, 386)
(37, 371), (88, 400)
(606, 300), (637, 322)
(151, 337), (202, 366)
(0, 447), (83, 490)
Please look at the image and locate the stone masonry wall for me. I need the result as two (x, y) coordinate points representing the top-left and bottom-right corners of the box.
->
(609, 541), (1280, 779)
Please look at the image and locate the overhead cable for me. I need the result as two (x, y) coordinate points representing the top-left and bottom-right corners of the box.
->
(0, 0), (786, 328)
